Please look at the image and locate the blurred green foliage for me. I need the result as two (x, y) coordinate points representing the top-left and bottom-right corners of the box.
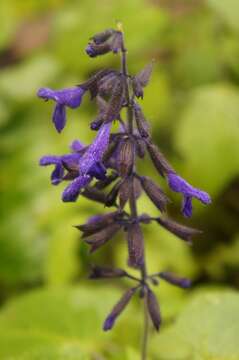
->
(0, 0), (238, 358)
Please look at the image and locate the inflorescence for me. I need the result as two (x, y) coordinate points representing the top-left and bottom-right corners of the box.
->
(38, 25), (211, 353)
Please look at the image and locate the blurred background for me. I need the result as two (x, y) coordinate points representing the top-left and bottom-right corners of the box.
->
(0, 0), (239, 359)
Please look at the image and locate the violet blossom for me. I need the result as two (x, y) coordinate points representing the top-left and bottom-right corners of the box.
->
(37, 87), (85, 132)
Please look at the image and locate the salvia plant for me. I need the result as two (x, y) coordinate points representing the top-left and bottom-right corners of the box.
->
(38, 24), (211, 359)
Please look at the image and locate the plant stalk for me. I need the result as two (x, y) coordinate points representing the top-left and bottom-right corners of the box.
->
(120, 31), (149, 360)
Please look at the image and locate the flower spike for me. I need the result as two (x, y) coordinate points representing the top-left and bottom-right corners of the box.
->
(37, 26), (212, 355)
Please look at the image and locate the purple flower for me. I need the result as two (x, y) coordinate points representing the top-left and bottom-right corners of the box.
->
(37, 87), (85, 133)
(167, 172), (211, 217)
(39, 153), (81, 185)
(40, 123), (111, 202)
(62, 123), (112, 202)
(79, 122), (112, 176)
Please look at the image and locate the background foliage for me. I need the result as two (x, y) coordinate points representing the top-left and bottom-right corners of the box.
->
(0, 0), (238, 358)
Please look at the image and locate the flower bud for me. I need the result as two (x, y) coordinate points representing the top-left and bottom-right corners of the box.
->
(86, 42), (112, 58)
(75, 211), (118, 236)
(132, 62), (154, 98)
(140, 176), (169, 212)
(127, 222), (145, 268)
(98, 72), (120, 97)
(89, 265), (126, 279)
(136, 62), (154, 87)
(84, 223), (121, 253)
(91, 29), (115, 44)
(118, 177), (131, 209)
(146, 142), (174, 177)
(102, 79), (124, 123)
(117, 138), (135, 177)
(158, 271), (191, 288)
(156, 217), (202, 243)
(146, 288), (161, 331)
(103, 287), (137, 331)
(90, 117), (104, 130)
(134, 104), (150, 138)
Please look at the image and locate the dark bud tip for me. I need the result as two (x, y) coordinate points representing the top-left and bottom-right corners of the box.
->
(103, 316), (114, 331)
(85, 44), (96, 57)
(159, 271), (191, 289)
(90, 118), (103, 131)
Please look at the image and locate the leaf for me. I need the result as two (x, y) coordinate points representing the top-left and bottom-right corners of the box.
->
(152, 290), (239, 360)
(44, 223), (79, 286)
(0, 285), (139, 359)
(208, 0), (239, 31)
(174, 85), (239, 196)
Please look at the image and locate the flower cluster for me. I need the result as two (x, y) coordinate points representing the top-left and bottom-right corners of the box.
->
(38, 26), (211, 355)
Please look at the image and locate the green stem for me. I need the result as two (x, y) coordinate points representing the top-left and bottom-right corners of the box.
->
(120, 30), (149, 360)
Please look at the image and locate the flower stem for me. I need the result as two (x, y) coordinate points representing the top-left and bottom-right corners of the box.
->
(142, 295), (149, 360)
(120, 31), (149, 360)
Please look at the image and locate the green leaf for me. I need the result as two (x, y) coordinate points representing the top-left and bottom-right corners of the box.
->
(152, 290), (239, 360)
(0, 285), (139, 359)
(174, 84), (239, 196)
(208, 0), (239, 31)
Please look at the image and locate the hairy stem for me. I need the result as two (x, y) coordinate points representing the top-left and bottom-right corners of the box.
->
(121, 31), (149, 360)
